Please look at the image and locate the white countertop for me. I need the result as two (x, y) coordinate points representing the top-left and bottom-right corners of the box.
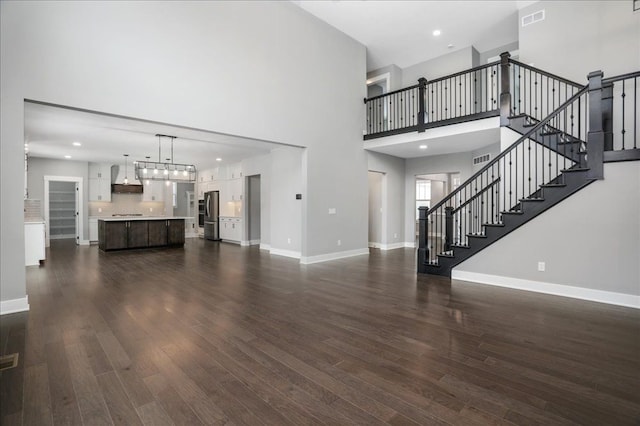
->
(97, 216), (192, 221)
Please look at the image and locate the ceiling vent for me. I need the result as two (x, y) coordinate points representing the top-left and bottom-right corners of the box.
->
(473, 153), (491, 165)
(522, 10), (545, 27)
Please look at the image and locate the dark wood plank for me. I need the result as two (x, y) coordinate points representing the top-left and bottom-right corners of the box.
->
(0, 239), (637, 426)
(45, 341), (83, 426)
(23, 363), (52, 426)
(96, 370), (143, 426)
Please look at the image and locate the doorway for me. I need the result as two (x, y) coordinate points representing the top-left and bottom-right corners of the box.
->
(368, 171), (386, 248)
(414, 172), (459, 242)
(44, 176), (83, 247)
(247, 175), (261, 245)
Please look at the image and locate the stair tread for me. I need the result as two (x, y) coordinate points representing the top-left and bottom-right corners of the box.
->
(501, 210), (523, 215)
(540, 130), (561, 135)
(451, 244), (470, 249)
(437, 253), (455, 258)
(483, 223), (505, 227)
(508, 113), (528, 119)
(467, 233), (487, 238)
(562, 167), (590, 173)
(540, 183), (567, 188)
(520, 197), (545, 202)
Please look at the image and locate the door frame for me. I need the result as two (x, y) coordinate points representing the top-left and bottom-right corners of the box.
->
(367, 170), (387, 248)
(44, 175), (84, 247)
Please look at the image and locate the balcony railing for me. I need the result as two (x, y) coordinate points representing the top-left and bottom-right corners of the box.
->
(363, 53), (586, 140)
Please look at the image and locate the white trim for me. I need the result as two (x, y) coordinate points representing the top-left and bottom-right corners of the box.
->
(1, 296), (30, 315)
(240, 240), (250, 247)
(366, 72), (390, 93)
(249, 239), (261, 245)
(451, 270), (640, 309)
(369, 242), (406, 250)
(270, 248), (301, 259)
(404, 241), (416, 248)
(259, 243), (271, 251)
(300, 248), (369, 265)
(79, 239), (90, 246)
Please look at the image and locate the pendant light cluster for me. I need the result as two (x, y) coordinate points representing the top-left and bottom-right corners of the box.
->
(133, 134), (197, 184)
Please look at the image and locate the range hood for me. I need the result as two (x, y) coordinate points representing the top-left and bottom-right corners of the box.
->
(111, 165), (143, 193)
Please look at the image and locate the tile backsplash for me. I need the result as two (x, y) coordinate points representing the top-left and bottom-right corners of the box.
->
(89, 193), (167, 217)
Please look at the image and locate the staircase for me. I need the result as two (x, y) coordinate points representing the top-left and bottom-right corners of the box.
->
(415, 65), (640, 277)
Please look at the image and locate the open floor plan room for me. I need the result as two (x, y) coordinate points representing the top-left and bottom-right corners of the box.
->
(1, 240), (639, 425)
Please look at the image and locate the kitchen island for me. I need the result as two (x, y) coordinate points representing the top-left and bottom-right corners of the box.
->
(98, 217), (187, 251)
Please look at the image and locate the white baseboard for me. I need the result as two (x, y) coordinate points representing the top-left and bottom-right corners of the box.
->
(404, 241), (416, 248)
(451, 270), (640, 309)
(1, 296), (30, 315)
(300, 248), (369, 265)
(270, 248), (301, 259)
(79, 239), (90, 246)
(369, 242), (406, 250)
(259, 243), (271, 251)
(241, 239), (260, 247)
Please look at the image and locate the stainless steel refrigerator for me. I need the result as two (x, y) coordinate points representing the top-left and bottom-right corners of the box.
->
(204, 191), (220, 241)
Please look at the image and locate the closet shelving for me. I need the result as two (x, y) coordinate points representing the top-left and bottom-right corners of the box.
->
(49, 181), (76, 239)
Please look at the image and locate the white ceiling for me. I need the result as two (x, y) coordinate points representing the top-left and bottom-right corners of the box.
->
(295, 0), (535, 71)
(24, 102), (285, 170)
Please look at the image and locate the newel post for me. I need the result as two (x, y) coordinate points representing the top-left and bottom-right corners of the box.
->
(587, 70), (605, 180)
(499, 52), (511, 126)
(417, 77), (427, 133)
(444, 206), (453, 252)
(602, 81), (614, 152)
(417, 206), (429, 273)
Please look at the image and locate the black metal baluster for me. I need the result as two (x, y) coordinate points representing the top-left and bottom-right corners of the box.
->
(634, 77), (637, 149)
(622, 79), (626, 150)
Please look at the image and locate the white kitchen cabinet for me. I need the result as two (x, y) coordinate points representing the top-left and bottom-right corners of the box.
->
(89, 177), (111, 202)
(25, 222), (46, 266)
(227, 163), (242, 180)
(89, 218), (99, 242)
(142, 181), (165, 202)
(89, 163), (112, 202)
(219, 217), (242, 242)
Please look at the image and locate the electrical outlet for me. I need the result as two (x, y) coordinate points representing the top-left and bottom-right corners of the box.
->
(538, 261), (545, 272)
(328, 208), (336, 215)
(337, 239), (341, 246)
(98, 207), (102, 213)
(287, 238), (291, 244)
(150, 208), (153, 212)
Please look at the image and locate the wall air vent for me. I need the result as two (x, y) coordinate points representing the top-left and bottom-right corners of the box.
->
(473, 154), (491, 165)
(521, 9), (545, 27)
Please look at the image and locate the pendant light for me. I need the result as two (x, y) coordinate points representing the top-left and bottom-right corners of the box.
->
(134, 134), (196, 183)
(123, 154), (129, 185)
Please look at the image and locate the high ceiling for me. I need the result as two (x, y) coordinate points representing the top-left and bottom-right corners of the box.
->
(25, 2), (537, 165)
(295, 0), (535, 71)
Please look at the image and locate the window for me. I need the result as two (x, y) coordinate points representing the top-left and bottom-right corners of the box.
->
(416, 179), (431, 219)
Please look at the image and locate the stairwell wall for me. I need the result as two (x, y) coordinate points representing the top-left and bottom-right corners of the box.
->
(453, 161), (640, 306)
(519, 1), (640, 83)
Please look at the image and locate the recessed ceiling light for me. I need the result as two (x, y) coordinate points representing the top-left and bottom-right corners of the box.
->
(419, 145), (428, 149)
(447, 44), (455, 49)
(432, 30), (441, 37)
(72, 142), (82, 146)
(216, 158), (222, 162)
(64, 155), (72, 159)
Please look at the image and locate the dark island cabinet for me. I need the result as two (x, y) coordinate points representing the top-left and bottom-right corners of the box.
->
(98, 219), (185, 251)
(168, 219), (185, 246)
(148, 220), (168, 247)
(128, 221), (148, 248)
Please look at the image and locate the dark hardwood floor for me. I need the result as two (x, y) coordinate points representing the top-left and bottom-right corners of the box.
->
(1, 238), (639, 425)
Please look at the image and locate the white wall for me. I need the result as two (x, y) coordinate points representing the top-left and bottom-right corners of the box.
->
(401, 47), (477, 87)
(454, 161), (640, 301)
(404, 152), (474, 242)
(1, 1), (367, 305)
(367, 151), (405, 247)
(27, 157), (90, 239)
(368, 172), (383, 245)
(519, 1), (640, 83)
(270, 147), (304, 256)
